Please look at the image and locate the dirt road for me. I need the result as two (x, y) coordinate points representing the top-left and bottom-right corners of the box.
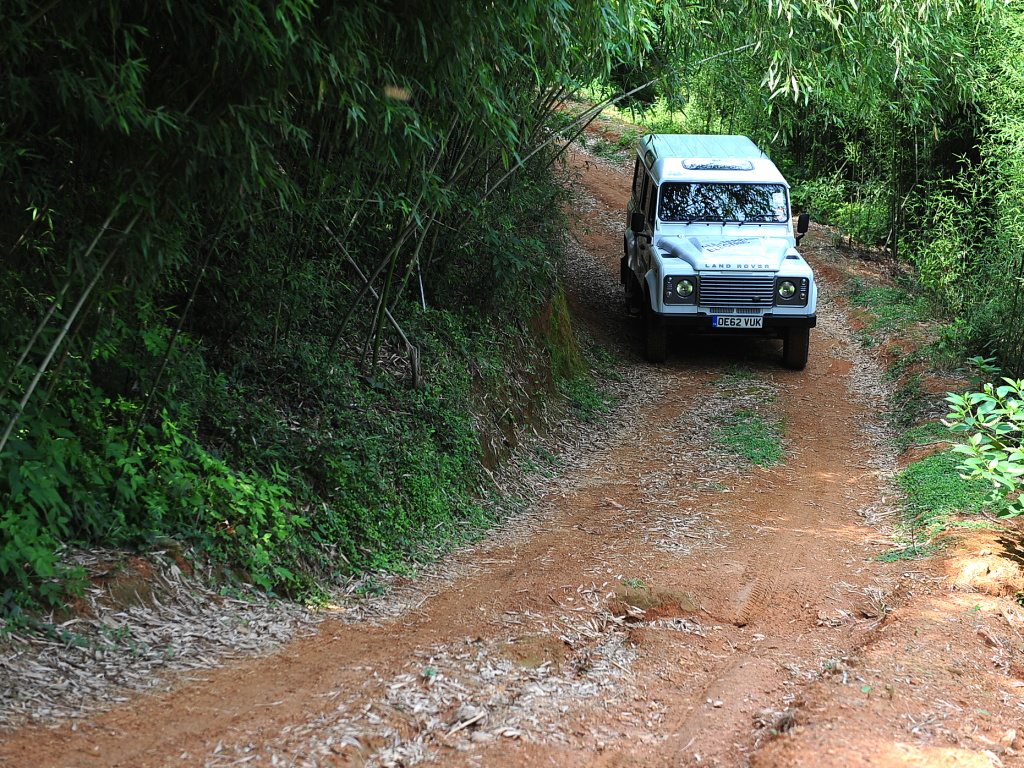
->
(1, 145), (1022, 768)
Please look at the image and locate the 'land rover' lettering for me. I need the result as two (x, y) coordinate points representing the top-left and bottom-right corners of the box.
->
(705, 262), (771, 270)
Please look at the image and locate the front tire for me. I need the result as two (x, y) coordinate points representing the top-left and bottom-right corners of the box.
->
(645, 292), (668, 363)
(624, 265), (643, 315)
(783, 326), (810, 370)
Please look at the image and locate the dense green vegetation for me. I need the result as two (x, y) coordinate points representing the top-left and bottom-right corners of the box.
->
(2, 0), (1018, 615)
(2, 0), (612, 611)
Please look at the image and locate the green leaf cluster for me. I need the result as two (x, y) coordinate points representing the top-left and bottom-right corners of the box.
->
(945, 367), (1024, 518)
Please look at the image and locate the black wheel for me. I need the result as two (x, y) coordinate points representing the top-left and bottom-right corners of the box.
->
(783, 326), (810, 370)
(644, 291), (668, 363)
(624, 267), (643, 315)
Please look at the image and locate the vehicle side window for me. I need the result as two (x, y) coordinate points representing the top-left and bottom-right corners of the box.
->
(639, 174), (652, 227)
(646, 182), (658, 227)
(631, 157), (644, 203)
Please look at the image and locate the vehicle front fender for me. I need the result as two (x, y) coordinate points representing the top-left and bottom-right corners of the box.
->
(644, 270), (661, 313)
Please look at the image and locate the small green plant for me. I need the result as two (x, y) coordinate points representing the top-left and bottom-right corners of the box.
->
(927, 320), (978, 371)
(856, 328), (876, 349)
(876, 543), (934, 562)
(945, 370), (1024, 518)
(882, 350), (916, 384)
(900, 422), (950, 449)
(621, 577), (646, 591)
(559, 377), (614, 422)
(723, 364), (757, 381)
(614, 128), (643, 152)
(100, 625), (132, 642)
(964, 356), (1001, 388)
(355, 576), (387, 598)
(533, 446), (558, 465)
(588, 136), (632, 162)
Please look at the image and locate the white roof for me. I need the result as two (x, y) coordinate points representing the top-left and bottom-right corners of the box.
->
(639, 134), (787, 187)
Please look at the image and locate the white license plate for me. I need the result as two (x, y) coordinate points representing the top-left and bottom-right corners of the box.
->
(713, 315), (763, 329)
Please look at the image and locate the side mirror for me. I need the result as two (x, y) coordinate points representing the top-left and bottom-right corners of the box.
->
(795, 212), (809, 246)
(630, 210), (647, 234)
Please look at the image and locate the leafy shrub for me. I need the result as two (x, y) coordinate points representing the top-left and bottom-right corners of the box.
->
(791, 174), (889, 246)
(945, 366), (1024, 517)
(835, 196), (890, 246)
(902, 176), (990, 316)
(790, 174), (850, 223)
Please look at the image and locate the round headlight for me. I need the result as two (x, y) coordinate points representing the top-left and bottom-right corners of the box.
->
(778, 280), (796, 299)
(675, 279), (694, 298)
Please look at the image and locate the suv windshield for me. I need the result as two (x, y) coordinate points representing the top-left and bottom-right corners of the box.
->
(659, 182), (788, 223)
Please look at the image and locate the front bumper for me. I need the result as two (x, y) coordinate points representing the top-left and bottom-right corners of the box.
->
(658, 312), (817, 333)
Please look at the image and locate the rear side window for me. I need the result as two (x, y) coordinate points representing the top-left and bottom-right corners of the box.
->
(631, 157), (644, 202)
(639, 174), (652, 221)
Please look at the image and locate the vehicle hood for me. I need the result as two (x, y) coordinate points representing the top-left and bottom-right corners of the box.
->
(657, 235), (792, 271)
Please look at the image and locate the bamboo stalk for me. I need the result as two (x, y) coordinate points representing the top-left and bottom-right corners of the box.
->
(322, 223), (422, 388)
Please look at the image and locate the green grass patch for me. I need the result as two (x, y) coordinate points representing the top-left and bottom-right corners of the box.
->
(855, 327), (877, 349)
(886, 450), (991, 558)
(585, 130), (644, 162)
(713, 408), (784, 466)
(555, 336), (620, 423)
(707, 369), (783, 466)
(889, 375), (929, 430)
(589, 98), (692, 135)
(847, 282), (929, 335)
(899, 450), (992, 528)
(899, 421), (951, 450)
(881, 347), (923, 383)
(721, 364), (758, 381)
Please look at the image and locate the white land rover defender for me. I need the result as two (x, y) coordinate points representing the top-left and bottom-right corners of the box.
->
(622, 134), (815, 369)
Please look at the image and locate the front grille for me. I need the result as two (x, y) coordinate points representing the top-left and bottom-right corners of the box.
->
(699, 274), (774, 307)
(708, 306), (764, 315)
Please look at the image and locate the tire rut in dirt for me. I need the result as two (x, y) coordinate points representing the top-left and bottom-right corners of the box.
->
(725, 474), (830, 628)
